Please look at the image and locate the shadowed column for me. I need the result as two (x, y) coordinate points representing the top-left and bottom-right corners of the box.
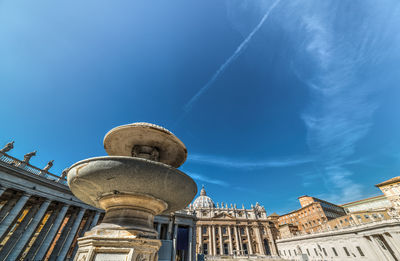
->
(56, 208), (86, 261)
(5, 199), (51, 260)
(34, 204), (69, 260)
(0, 193), (30, 242)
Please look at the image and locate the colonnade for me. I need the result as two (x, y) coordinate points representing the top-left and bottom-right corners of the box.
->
(0, 187), (102, 260)
(154, 215), (196, 261)
(197, 224), (275, 257)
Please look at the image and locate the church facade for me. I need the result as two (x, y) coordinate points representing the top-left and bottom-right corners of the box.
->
(185, 187), (279, 258)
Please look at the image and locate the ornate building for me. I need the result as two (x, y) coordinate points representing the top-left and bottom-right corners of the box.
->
(187, 186), (279, 258)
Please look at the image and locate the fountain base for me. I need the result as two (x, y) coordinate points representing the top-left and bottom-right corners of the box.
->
(74, 233), (161, 261)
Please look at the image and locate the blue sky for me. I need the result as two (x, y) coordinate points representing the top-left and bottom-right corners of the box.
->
(1, 0), (400, 214)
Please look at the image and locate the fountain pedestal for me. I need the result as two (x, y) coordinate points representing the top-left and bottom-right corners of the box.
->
(68, 123), (197, 261)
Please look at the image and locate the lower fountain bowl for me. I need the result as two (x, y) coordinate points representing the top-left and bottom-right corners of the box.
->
(67, 156), (197, 214)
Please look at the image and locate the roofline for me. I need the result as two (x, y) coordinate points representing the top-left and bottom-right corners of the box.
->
(375, 177), (400, 187)
(340, 195), (386, 207)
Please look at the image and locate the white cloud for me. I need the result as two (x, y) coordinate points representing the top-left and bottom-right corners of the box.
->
(188, 153), (313, 169)
(185, 171), (229, 187)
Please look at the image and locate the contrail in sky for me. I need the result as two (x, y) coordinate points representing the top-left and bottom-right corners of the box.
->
(183, 0), (282, 112)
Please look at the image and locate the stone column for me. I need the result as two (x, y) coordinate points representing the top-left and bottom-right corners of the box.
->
(56, 208), (86, 261)
(228, 225), (233, 255)
(362, 236), (384, 260)
(6, 199), (51, 261)
(89, 211), (101, 229)
(246, 226), (253, 255)
(0, 186), (7, 198)
(198, 225), (202, 253)
(188, 226), (193, 261)
(34, 204), (69, 260)
(266, 226), (277, 256)
(234, 226), (241, 255)
(0, 197), (18, 224)
(212, 225), (217, 255)
(71, 211), (96, 260)
(0, 193), (30, 241)
(254, 226), (265, 255)
(157, 223), (162, 239)
(167, 219), (173, 240)
(0, 203), (40, 260)
(369, 235), (390, 260)
(208, 226), (213, 255)
(218, 226), (223, 255)
(172, 224), (178, 261)
(383, 233), (400, 258)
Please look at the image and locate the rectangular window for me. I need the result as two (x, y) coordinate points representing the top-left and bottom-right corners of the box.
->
(203, 227), (207, 234)
(223, 243), (229, 255)
(332, 247), (338, 256)
(222, 226), (227, 234)
(203, 243), (208, 255)
(357, 246), (365, 256)
(343, 247), (350, 256)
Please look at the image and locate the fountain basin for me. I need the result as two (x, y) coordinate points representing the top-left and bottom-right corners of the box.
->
(67, 156), (197, 214)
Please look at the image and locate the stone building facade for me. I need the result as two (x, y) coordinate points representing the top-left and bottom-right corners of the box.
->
(188, 186), (279, 258)
(278, 196), (346, 233)
(276, 177), (400, 261)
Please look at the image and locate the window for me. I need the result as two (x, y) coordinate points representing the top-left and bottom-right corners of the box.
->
(203, 227), (207, 234)
(216, 247), (220, 255)
(356, 246), (365, 256)
(243, 243), (248, 255)
(306, 249), (310, 256)
(203, 244), (208, 255)
(314, 248), (318, 256)
(364, 215), (370, 219)
(222, 227), (227, 234)
(343, 247), (350, 256)
(240, 227), (245, 235)
(332, 247), (338, 256)
(356, 215), (362, 219)
(223, 243), (229, 255)
(215, 227), (219, 234)
(288, 249), (291, 256)
(323, 248), (327, 256)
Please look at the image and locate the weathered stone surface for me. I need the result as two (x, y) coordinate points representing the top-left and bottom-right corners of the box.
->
(67, 156), (196, 214)
(103, 122), (187, 168)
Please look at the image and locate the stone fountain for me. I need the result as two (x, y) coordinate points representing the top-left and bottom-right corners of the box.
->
(67, 123), (197, 261)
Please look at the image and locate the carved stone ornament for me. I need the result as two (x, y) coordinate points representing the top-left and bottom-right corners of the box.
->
(23, 151), (37, 164)
(43, 160), (54, 171)
(0, 141), (14, 153)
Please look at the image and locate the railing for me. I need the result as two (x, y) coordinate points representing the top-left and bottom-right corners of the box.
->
(0, 151), (67, 185)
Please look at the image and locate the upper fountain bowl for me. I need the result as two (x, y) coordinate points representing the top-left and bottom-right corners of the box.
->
(103, 122), (187, 168)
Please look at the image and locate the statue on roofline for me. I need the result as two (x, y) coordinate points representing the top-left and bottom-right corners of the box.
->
(23, 151), (37, 164)
(0, 141), (14, 153)
(43, 160), (54, 172)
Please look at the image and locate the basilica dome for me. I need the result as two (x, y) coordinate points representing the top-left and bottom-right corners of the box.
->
(192, 186), (215, 208)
